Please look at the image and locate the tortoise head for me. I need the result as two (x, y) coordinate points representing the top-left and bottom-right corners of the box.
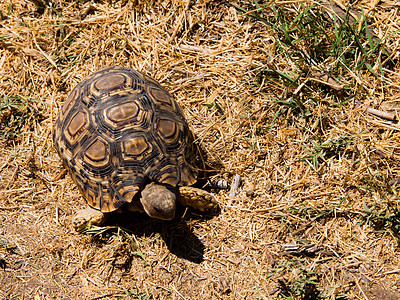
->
(141, 183), (176, 220)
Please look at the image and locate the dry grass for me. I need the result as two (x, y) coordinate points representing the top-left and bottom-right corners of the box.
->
(1, 0), (400, 299)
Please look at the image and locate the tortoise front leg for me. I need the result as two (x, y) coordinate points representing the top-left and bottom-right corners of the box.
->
(178, 186), (218, 212)
(73, 207), (108, 232)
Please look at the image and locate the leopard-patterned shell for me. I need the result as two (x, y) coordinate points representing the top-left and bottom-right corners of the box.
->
(53, 66), (198, 213)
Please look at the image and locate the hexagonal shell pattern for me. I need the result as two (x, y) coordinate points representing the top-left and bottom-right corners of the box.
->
(53, 66), (198, 213)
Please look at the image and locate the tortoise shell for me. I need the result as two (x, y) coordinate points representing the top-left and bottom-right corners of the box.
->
(53, 66), (198, 213)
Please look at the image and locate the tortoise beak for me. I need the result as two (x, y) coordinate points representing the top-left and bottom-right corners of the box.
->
(141, 183), (176, 220)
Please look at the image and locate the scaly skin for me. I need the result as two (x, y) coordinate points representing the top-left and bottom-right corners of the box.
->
(73, 207), (107, 231)
(178, 186), (218, 212)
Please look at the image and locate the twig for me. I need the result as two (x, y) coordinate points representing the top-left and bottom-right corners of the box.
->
(355, 277), (370, 300)
(0, 156), (13, 173)
(0, 187), (35, 193)
(50, 167), (68, 182)
(299, 191), (334, 200)
(229, 174), (241, 198)
(389, 177), (400, 186)
(365, 107), (397, 121)
(170, 284), (187, 300)
(172, 72), (209, 85)
(32, 33), (59, 70)
(179, 44), (211, 54)
(377, 269), (400, 276)
(5, 166), (19, 190)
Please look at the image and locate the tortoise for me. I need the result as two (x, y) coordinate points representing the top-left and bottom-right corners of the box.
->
(53, 66), (218, 231)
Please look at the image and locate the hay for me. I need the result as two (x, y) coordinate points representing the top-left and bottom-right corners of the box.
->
(1, 0), (400, 298)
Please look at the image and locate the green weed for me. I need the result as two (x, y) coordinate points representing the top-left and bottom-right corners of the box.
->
(202, 101), (224, 114)
(265, 258), (320, 299)
(115, 286), (154, 299)
(82, 226), (148, 263)
(299, 136), (354, 170)
(236, 1), (388, 81)
(0, 95), (44, 143)
(235, 0), (389, 132)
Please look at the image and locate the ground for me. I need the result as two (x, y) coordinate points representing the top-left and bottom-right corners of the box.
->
(1, 0), (400, 299)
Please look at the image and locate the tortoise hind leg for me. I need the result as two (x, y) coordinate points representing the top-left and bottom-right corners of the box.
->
(178, 186), (218, 212)
(73, 207), (108, 232)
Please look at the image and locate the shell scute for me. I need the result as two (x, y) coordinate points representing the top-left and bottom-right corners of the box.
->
(123, 135), (150, 157)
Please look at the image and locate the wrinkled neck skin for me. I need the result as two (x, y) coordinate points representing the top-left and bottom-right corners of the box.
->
(140, 182), (177, 220)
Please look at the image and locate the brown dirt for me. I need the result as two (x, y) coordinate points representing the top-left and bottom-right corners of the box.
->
(1, 0), (400, 299)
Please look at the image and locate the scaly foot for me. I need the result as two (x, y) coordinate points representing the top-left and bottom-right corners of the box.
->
(73, 207), (107, 232)
(178, 186), (218, 212)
